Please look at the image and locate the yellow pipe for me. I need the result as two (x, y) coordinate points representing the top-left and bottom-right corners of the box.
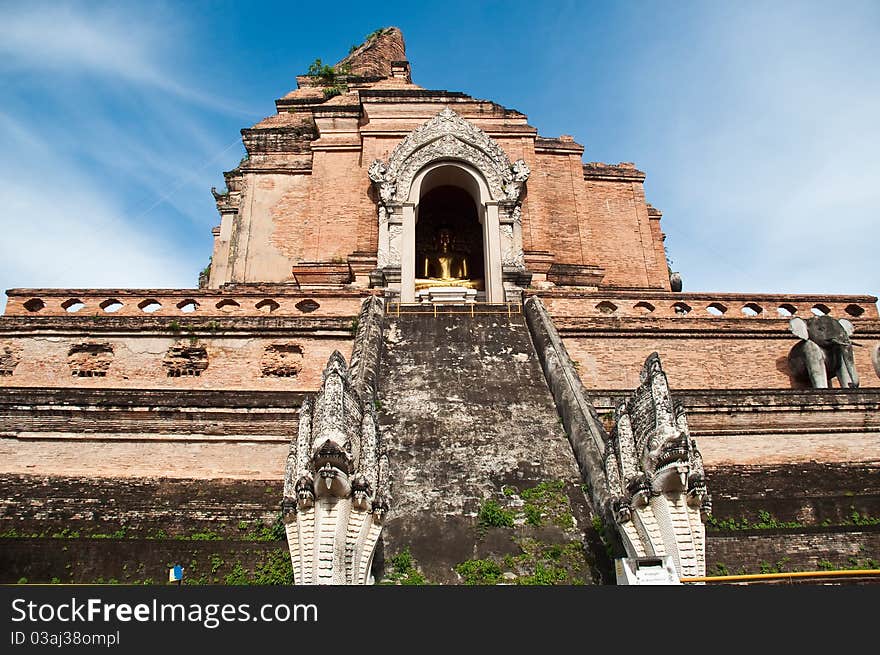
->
(682, 569), (880, 583)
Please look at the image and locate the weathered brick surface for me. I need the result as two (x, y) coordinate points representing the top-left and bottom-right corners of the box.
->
(0, 475), (288, 584)
(0, 438), (287, 479)
(0, 387), (303, 437)
(0, 538), (286, 585)
(705, 463), (880, 526)
(0, 334), (353, 391)
(697, 433), (880, 467)
(564, 334), (880, 390)
(580, 177), (668, 289)
(0, 475), (280, 537)
(336, 27), (407, 79)
(702, 462), (880, 576)
(707, 529), (880, 575)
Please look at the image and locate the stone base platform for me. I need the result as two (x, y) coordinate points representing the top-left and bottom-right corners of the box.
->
(415, 286), (477, 304)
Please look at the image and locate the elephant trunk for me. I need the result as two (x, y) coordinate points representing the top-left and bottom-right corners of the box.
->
(835, 340), (859, 389)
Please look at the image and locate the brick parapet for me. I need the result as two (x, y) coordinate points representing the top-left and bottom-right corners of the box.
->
(552, 317), (880, 338)
(3, 288), (372, 318)
(529, 289), (879, 321)
(0, 316), (354, 336)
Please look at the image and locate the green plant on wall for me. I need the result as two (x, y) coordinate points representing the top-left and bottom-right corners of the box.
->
(478, 499), (515, 530)
(380, 547), (428, 585)
(306, 59), (351, 99)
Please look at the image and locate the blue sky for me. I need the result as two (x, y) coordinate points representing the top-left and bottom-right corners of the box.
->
(1, 0), (878, 312)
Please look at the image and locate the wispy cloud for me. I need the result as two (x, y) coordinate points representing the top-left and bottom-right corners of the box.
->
(0, 113), (194, 292)
(0, 3), (258, 117)
(0, 3), (255, 311)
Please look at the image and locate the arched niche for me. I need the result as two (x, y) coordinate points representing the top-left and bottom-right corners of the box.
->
(369, 108), (529, 304)
(402, 162), (502, 302)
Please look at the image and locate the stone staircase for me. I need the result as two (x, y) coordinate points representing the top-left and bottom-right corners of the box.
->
(376, 310), (600, 583)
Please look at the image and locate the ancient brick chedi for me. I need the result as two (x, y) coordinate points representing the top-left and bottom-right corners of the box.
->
(1, 27), (879, 585)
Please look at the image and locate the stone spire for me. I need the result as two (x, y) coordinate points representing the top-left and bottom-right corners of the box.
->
(335, 27), (409, 80)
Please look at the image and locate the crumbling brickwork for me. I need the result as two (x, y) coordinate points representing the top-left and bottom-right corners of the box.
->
(67, 342), (113, 378)
(261, 343), (303, 378)
(163, 344), (209, 377)
(0, 343), (21, 376)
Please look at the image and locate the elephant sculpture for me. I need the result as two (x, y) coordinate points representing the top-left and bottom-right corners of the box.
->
(787, 315), (859, 389)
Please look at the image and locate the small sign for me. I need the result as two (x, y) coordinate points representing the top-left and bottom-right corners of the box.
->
(169, 565), (183, 583)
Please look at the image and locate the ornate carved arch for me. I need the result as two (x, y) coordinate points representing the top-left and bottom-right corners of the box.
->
(369, 108), (529, 299)
(368, 108), (530, 205)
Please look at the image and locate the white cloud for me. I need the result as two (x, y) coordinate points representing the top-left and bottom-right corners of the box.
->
(632, 2), (880, 296)
(0, 2), (250, 313)
(0, 5), (169, 85)
(0, 113), (195, 306)
(0, 3), (257, 116)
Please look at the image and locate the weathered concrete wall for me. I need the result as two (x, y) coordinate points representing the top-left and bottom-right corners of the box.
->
(377, 311), (601, 583)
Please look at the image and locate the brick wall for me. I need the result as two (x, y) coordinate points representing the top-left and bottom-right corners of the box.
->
(0, 475), (289, 584)
(707, 529), (880, 575)
(0, 333), (353, 392)
(580, 178), (666, 288)
(563, 333), (880, 390)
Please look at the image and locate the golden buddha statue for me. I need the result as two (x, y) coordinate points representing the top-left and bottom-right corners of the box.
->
(415, 228), (483, 290)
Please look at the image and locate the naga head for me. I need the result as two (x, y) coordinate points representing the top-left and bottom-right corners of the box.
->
(642, 396), (693, 494)
(371, 491), (389, 520)
(625, 473), (652, 508)
(611, 497), (633, 524)
(311, 436), (354, 498)
(281, 497), (298, 522)
(644, 432), (691, 493)
(351, 474), (373, 511)
(295, 475), (315, 510)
